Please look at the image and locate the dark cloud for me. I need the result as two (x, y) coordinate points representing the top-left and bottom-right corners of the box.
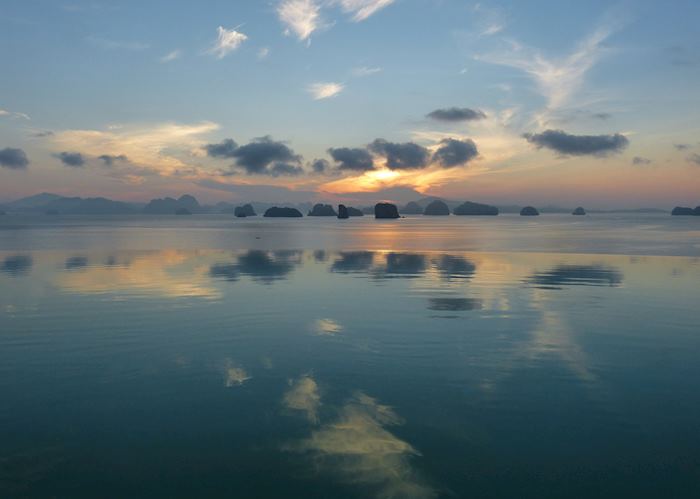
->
(270, 162), (304, 176)
(311, 158), (330, 173)
(204, 138), (238, 158)
(0, 147), (29, 169)
(687, 153), (700, 166)
(33, 130), (54, 138)
(592, 112), (611, 120)
(327, 147), (375, 171)
(368, 139), (430, 170)
(632, 156), (651, 165)
(98, 154), (128, 166)
(523, 129), (629, 157)
(674, 143), (691, 151)
(54, 151), (86, 167)
(427, 107), (486, 122)
(432, 138), (479, 167)
(232, 136), (301, 174)
(206, 136), (304, 176)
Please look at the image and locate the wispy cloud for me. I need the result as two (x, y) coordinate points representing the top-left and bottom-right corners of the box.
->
(207, 26), (248, 59)
(278, 0), (321, 42)
(687, 153), (700, 166)
(352, 65), (382, 77)
(50, 121), (219, 178)
(0, 108), (30, 120)
(339, 0), (395, 22)
(308, 82), (344, 100)
(473, 3), (506, 37)
(257, 47), (270, 59)
(475, 19), (622, 124)
(86, 35), (149, 51)
(159, 49), (181, 63)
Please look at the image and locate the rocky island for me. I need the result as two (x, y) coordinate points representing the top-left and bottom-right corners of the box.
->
(308, 204), (338, 216)
(671, 206), (700, 216)
(520, 206), (540, 216)
(453, 201), (499, 216)
(234, 204), (256, 217)
(401, 201), (423, 214)
(375, 203), (400, 219)
(423, 200), (450, 215)
(264, 207), (303, 217)
(572, 207), (586, 215)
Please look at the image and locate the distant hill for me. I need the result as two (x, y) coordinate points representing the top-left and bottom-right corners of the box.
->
(8, 192), (66, 209)
(43, 197), (134, 214)
(143, 195), (201, 214)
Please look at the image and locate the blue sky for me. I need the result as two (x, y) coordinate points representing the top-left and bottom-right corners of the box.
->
(1, 0), (699, 207)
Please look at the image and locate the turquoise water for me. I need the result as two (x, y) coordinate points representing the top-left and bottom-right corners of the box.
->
(1, 215), (699, 498)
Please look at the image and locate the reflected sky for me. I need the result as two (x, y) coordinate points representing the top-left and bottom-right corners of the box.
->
(1, 248), (700, 497)
(1, 254), (32, 276)
(527, 264), (623, 289)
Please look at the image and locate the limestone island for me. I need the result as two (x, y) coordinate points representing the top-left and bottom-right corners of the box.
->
(308, 203), (338, 216)
(235, 204), (256, 217)
(401, 201), (423, 214)
(264, 207), (303, 217)
(338, 204), (349, 219)
(520, 206), (540, 216)
(671, 206), (700, 216)
(375, 203), (400, 219)
(572, 207), (586, 215)
(423, 200), (450, 215)
(453, 201), (499, 216)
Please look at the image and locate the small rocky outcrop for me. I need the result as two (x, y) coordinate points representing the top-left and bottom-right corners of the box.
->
(235, 204), (256, 217)
(423, 200), (450, 216)
(520, 206), (540, 216)
(308, 203), (338, 216)
(453, 201), (498, 216)
(347, 207), (364, 217)
(572, 207), (586, 215)
(672, 206), (695, 216)
(264, 207), (303, 217)
(375, 203), (400, 219)
(401, 201), (423, 214)
(338, 204), (349, 219)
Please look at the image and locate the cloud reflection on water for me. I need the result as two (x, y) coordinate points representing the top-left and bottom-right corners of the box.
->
(1, 254), (33, 276)
(283, 375), (321, 423)
(291, 391), (435, 499)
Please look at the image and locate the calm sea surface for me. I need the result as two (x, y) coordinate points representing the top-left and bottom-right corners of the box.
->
(1, 214), (699, 498)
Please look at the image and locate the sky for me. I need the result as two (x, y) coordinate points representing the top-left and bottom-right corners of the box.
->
(1, 0), (699, 208)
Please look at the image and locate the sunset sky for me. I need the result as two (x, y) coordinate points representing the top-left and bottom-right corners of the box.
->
(1, 0), (699, 208)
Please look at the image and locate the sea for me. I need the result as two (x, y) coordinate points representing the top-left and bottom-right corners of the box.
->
(1, 213), (699, 498)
